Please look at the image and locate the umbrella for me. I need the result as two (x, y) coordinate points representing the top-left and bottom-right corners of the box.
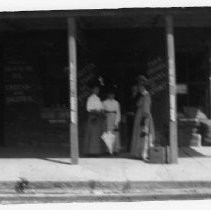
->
(101, 131), (116, 154)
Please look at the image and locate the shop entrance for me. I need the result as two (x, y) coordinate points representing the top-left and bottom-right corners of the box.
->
(78, 27), (167, 154)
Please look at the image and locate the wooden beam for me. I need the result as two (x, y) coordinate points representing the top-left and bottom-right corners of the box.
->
(208, 46), (211, 119)
(0, 8), (211, 19)
(165, 15), (178, 164)
(67, 17), (79, 164)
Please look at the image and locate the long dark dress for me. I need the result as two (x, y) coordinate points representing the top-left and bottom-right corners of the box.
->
(126, 94), (140, 151)
(130, 91), (155, 159)
(83, 111), (106, 155)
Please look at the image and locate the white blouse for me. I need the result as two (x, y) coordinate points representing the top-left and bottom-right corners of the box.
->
(103, 99), (121, 126)
(86, 94), (103, 112)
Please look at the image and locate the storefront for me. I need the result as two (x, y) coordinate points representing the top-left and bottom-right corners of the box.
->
(0, 2), (211, 164)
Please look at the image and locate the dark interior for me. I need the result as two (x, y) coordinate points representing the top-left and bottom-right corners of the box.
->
(0, 16), (210, 154)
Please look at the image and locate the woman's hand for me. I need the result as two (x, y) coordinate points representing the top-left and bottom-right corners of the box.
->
(113, 125), (119, 132)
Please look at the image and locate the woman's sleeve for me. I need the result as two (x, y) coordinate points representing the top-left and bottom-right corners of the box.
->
(86, 97), (92, 112)
(102, 101), (106, 110)
(115, 102), (121, 126)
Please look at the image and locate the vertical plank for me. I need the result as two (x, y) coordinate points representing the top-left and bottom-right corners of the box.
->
(165, 15), (178, 164)
(0, 46), (4, 147)
(67, 17), (79, 164)
(208, 46), (211, 119)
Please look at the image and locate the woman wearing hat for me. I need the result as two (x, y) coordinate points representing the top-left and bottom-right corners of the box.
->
(83, 82), (106, 156)
(130, 75), (155, 161)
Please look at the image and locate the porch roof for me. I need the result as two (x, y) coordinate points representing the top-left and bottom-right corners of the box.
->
(0, 0), (210, 13)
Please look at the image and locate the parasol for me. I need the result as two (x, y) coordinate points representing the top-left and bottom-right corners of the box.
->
(101, 131), (116, 154)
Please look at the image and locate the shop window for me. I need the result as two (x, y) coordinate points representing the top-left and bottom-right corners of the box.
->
(176, 49), (209, 118)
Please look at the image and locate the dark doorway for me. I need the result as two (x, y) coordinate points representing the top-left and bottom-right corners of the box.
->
(78, 27), (166, 153)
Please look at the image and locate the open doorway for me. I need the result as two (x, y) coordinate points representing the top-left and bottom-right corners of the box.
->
(78, 27), (167, 155)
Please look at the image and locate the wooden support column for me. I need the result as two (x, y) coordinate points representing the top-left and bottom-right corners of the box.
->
(67, 17), (79, 164)
(208, 46), (211, 119)
(165, 15), (178, 164)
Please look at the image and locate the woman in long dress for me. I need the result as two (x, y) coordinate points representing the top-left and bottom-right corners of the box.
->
(83, 84), (106, 155)
(130, 75), (155, 161)
(103, 89), (121, 154)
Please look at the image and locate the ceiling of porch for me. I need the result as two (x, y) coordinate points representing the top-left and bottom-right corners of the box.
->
(0, 11), (211, 32)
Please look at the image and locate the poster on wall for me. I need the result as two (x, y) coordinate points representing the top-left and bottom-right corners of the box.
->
(147, 57), (168, 96)
(4, 61), (40, 105)
(176, 84), (188, 94)
(147, 56), (169, 146)
(78, 63), (96, 109)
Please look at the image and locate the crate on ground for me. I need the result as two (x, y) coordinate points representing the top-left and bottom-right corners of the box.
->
(200, 119), (211, 146)
(149, 146), (168, 164)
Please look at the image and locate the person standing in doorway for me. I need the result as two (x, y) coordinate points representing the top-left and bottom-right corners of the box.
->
(103, 87), (121, 155)
(83, 82), (106, 156)
(126, 83), (139, 152)
(130, 75), (155, 161)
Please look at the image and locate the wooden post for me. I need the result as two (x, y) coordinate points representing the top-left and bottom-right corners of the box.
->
(165, 15), (178, 164)
(67, 17), (79, 164)
(208, 46), (211, 119)
(0, 47), (4, 147)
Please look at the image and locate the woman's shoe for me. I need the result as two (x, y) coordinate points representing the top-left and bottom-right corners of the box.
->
(142, 156), (149, 162)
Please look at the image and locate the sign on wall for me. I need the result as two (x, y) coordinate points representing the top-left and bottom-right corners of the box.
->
(176, 84), (188, 94)
(147, 57), (168, 95)
(4, 62), (39, 105)
(147, 56), (169, 146)
(78, 63), (96, 108)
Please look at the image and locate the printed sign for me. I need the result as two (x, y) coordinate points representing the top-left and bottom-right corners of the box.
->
(4, 62), (38, 105)
(170, 94), (176, 122)
(147, 57), (168, 96)
(176, 84), (188, 94)
(78, 63), (96, 107)
(147, 56), (169, 146)
(70, 62), (78, 124)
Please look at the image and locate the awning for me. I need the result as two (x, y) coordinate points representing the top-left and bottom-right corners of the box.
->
(0, 0), (210, 12)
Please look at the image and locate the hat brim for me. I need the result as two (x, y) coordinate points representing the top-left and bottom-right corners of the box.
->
(136, 75), (148, 85)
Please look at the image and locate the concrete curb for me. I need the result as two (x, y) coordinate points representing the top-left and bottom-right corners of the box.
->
(1, 180), (211, 203)
(1, 181), (211, 193)
(1, 190), (211, 204)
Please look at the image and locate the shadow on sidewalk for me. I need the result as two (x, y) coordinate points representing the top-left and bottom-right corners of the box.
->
(38, 158), (71, 165)
(0, 147), (211, 161)
(179, 147), (211, 158)
(0, 147), (70, 158)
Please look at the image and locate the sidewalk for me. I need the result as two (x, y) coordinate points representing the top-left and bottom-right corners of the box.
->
(0, 147), (211, 202)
